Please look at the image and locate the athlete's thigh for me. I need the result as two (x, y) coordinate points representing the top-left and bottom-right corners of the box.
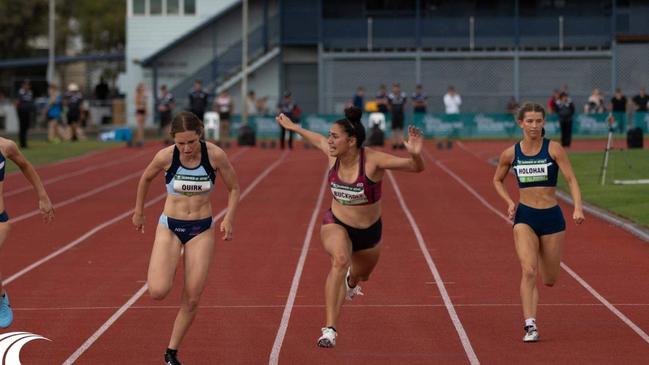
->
(320, 224), (352, 258)
(182, 228), (215, 295)
(538, 231), (565, 279)
(351, 244), (381, 278)
(148, 224), (183, 288)
(513, 224), (540, 268)
(0, 223), (10, 250)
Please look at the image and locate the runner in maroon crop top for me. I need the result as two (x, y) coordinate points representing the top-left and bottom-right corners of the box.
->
(276, 106), (425, 348)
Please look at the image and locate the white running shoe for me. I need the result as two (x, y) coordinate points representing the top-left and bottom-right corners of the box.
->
(523, 325), (539, 342)
(345, 267), (364, 301)
(317, 327), (337, 348)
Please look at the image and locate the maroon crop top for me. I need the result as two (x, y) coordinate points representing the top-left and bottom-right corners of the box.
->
(328, 148), (382, 206)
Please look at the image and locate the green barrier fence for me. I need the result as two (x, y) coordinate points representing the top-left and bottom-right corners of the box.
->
(225, 112), (648, 139)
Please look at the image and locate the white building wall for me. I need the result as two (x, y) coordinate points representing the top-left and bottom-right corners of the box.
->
(125, 0), (240, 126)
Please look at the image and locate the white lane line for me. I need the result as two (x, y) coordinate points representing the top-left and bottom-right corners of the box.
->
(10, 170), (144, 223)
(428, 150), (649, 345)
(5, 148), (249, 285)
(63, 150), (287, 365)
(268, 169), (328, 365)
(14, 302), (649, 312)
(387, 171), (480, 365)
(4, 149), (152, 197)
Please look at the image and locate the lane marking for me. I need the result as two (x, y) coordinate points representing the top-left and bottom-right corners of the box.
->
(427, 149), (649, 345)
(269, 169), (328, 365)
(63, 150), (287, 364)
(388, 171), (480, 365)
(4, 149), (152, 197)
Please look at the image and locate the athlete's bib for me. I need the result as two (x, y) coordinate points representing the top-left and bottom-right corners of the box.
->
(173, 174), (212, 196)
(330, 182), (369, 205)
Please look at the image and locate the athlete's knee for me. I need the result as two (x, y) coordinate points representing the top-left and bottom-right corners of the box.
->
(521, 264), (538, 281)
(330, 253), (351, 270)
(148, 285), (171, 300)
(542, 274), (559, 287)
(182, 295), (201, 312)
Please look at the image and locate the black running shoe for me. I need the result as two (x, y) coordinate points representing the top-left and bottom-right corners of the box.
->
(164, 349), (182, 365)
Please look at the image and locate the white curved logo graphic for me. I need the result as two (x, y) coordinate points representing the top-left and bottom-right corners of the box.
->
(0, 332), (50, 365)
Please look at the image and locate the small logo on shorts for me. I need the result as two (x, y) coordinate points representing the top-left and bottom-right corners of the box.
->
(0, 332), (50, 365)
(174, 228), (186, 233)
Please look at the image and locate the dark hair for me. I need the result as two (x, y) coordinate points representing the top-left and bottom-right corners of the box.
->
(334, 106), (365, 149)
(170, 111), (204, 137)
(516, 102), (546, 121)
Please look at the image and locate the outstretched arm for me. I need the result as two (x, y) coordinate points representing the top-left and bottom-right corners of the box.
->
(276, 113), (329, 156)
(493, 147), (516, 220)
(551, 142), (584, 225)
(374, 126), (425, 172)
(4, 141), (54, 223)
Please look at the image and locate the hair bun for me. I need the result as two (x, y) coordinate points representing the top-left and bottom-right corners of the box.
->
(344, 106), (362, 123)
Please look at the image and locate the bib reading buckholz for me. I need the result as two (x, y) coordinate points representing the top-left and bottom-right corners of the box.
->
(331, 182), (369, 205)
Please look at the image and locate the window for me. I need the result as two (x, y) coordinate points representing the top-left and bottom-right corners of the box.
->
(150, 0), (162, 14)
(167, 0), (179, 14)
(184, 0), (196, 15)
(133, 0), (145, 15)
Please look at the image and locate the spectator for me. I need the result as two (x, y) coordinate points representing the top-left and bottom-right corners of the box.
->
(506, 96), (519, 116)
(277, 91), (300, 150)
(95, 77), (110, 101)
(255, 95), (270, 115)
(15, 80), (35, 148)
(246, 90), (257, 116)
(213, 90), (234, 147)
(443, 85), (462, 114)
(158, 84), (175, 144)
(584, 88), (605, 114)
(547, 89), (560, 114)
(64, 83), (84, 142)
(45, 84), (68, 143)
(555, 92), (575, 147)
(412, 84), (428, 114)
(133, 82), (147, 147)
(610, 88), (627, 113)
(375, 84), (389, 114)
(188, 79), (208, 120)
(388, 83), (407, 149)
(353, 86), (365, 110)
(632, 87), (649, 113)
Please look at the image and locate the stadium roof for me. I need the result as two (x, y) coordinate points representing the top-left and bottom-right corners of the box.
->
(0, 53), (125, 69)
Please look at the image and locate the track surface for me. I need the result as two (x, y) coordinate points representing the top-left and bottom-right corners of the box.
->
(1, 140), (647, 364)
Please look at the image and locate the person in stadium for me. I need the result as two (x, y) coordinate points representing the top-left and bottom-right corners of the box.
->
(132, 111), (240, 365)
(134, 82), (148, 147)
(0, 137), (55, 328)
(276, 105), (424, 348)
(492, 102), (584, 343)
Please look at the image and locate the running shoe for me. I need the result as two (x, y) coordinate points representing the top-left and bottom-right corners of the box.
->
(317, 327), (337, 348)
(523, 325), (539, 342)
(164, 349), (182, 365)
(0, 292), (13, 328)
(344, 267), (364, 301)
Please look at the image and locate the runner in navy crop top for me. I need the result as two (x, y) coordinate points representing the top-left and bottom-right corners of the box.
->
(277, 105), (425, 348)
(493, 102), (584, 343)
(132, 112), (240, 364)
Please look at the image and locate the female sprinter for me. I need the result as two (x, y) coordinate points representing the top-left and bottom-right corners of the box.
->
(493, 102), (584, 342)
(132, 112), (240, 365)
(276, 106), (424, 348)
(0, 137), (54, 327)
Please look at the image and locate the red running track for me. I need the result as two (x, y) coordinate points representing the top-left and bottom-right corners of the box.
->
(0, 140), (647, 364)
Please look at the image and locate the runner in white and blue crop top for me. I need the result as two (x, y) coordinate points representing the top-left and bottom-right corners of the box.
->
(0, 136), (54, 329)
(493, 102), (584, 343)
(132, 111), (240, 364)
